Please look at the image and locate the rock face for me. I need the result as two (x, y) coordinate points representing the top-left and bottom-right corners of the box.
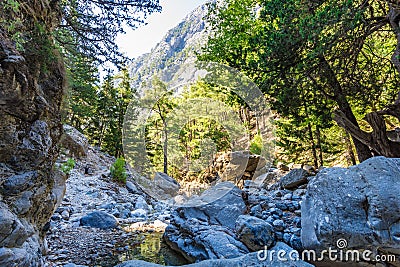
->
(301, 156), (400, 266)
(60, 125), (89, 158)
(129, 4), (209, 92)
(163, 182), (249, 262)
(116, 242), (315, 267)
(0, 19), (65, 266)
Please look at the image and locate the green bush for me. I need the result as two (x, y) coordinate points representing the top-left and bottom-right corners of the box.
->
(249, 134), (263, 155)
(61, 158), (76, 175)
(110, 157), (127, 184)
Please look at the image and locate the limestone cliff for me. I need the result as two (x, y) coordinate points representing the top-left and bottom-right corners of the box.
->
(0, 14), (66, 267)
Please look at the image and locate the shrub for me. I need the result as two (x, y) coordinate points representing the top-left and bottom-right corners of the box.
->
(249, 134), (263, 155)
(61, 158), (76, 175)
(110, 157), (127, 184)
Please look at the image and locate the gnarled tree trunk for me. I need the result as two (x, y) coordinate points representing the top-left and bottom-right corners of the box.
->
(332, 2), (400, 160)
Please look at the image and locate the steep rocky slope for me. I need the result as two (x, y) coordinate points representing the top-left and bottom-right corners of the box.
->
(0, 26), (65, 266)
(129, 3), (209, 91)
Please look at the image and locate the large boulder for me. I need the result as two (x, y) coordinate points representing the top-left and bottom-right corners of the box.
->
(279, 168), (309, 189)
(153, 172), (180, 197)
(235, 215), (276, 251)
(80, 211), (118, 229)
(163, 182), (248, 262)
(301, 156), (400, 266)
(116, 242), (315, 267)
(0, 25), (65, 266)
(214, 151), (268, 182)
(60, 124), (89, 158)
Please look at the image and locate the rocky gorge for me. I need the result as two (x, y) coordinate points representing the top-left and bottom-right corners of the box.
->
(37, 126), (400, 267)
(1, 3), (400, 267)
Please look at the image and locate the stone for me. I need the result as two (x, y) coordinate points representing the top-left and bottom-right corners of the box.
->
(272, 220), (285, 231)
(289, 234), (302, 251)
(60, 124), (89, 158)
(61, 210), (70, 220)
(216, 151), (268, 182)
(235, 215), (276, 251)
(80, 211), (118, 229)
(277, 162), (290, 171)
(253, 171), (280, 188)
(279, 168), (309, 189)
(116, 242), (314, 267)
(301, 157), (400, 265)
(135, 196), (149, 211)
(126, 181), (139, 194)
(153, 172), (180, 197)
(14, 191), (33, 215)
(163, 182), (248, 262)
(130, 209), (147, 218)
(0, 203), (32, 247)
(2, 171), (38, 195)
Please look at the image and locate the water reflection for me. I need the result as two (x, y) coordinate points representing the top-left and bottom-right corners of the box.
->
(96, 231), (188, 266)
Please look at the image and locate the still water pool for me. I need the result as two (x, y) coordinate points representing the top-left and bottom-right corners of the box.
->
(96, 231), (188, 266)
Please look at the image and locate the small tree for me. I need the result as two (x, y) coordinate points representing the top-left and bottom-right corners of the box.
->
(110, 157), (127, 184)
(61, 158), (76, 175)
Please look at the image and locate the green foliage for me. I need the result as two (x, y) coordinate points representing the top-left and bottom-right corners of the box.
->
(64, 67), (135, 158)
(110, 157), (127, 184)
(55, 0), (161, 65)
(61, 158), (76, 175)
(201, 0), (400, 165)
(249, 133), (263, 155)
(139, 78), (241, 178)
(142, 77), (176, 174)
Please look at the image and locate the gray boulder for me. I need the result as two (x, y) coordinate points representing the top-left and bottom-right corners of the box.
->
(235, 215), (276, 251)
(163, 182), (248, 262)
(116, 242), (314, 267)
(153, 172), (180, 197)
(279, 168), (309, 189)
(302, 156), (400, 266)
(126, 181), (139, 194)
(80, 211), (118, 229)
(60, 124), (89, 158)
(214, 151), (268, 182)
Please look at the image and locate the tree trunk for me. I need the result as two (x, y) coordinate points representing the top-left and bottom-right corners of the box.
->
(315, 125), (324, 167)
(334, 110), (400, 157)
(307, 123), (319, 168)
(318, 56), (373, 162)
(343, 130), (357, 166)
(162, 118), (168, 175)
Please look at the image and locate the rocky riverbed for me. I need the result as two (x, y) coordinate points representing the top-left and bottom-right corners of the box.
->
(42, 126), (400, 267)
(44, 146), (177, 267)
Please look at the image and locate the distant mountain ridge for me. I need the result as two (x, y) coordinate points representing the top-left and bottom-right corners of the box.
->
(129, 3), (210, 91)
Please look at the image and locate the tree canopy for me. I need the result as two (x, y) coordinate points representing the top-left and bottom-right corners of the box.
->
(0, 0), (161, 65)
(200, 0), (400, 164)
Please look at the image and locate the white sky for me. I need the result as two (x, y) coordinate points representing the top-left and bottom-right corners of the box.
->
(116, 0), (208, 59)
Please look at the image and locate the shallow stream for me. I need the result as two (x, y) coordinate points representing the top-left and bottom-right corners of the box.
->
(96, 231), (188, 266)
